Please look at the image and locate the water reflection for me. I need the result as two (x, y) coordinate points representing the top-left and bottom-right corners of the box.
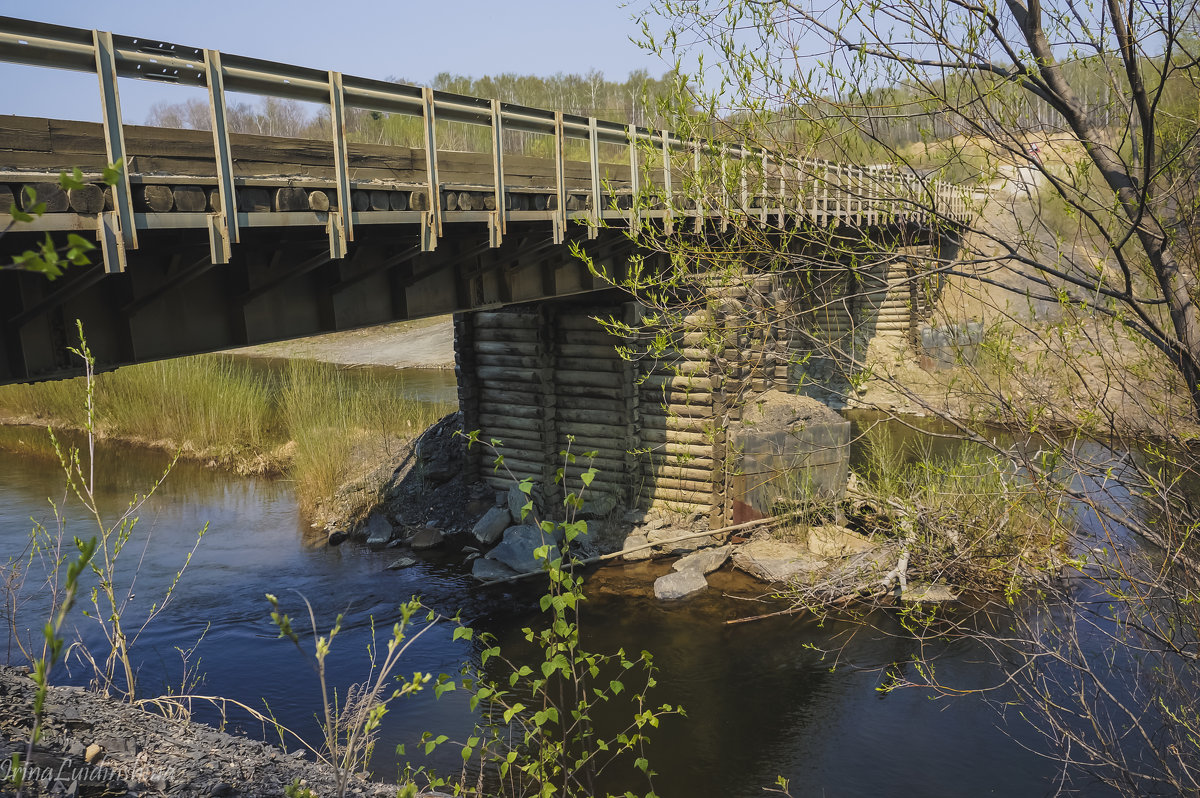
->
(0, 413), (1122, 797)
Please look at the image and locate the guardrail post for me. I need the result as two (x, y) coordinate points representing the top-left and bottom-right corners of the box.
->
(490, 99), (506, 247)
(421, 86), (442, 251)
(692, 141), (704, 234)
(627, 124), (640, 234)
(93, 29), (136, 269)
(661, 129), (673, 234)
(329, 71), (352, 257)
(719, 144), (729, 233)
(776, 156), (785, 229)
(760, 151), (770, 224)
(204, 49), (236, 264)
(588, 116), (601, 239)
(553, 111), (567, 245)
(739, 145), (749, 219)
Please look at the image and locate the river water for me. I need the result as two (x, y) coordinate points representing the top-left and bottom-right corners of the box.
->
(0, 373), (1118, 797)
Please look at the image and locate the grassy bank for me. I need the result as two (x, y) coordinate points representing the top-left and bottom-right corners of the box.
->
(0, 356), (455, 512)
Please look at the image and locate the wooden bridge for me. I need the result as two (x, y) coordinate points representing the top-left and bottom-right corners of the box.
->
(0, 16), (969, 385)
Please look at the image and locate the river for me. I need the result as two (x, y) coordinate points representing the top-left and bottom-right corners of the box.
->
(0, 371), (1119, 797)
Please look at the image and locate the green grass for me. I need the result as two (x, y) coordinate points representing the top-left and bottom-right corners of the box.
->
(0, 355), (455, 511)
(854, 425), (1070, 595)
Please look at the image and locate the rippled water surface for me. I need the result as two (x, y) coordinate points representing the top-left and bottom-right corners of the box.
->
(0, 393), (1109, 797)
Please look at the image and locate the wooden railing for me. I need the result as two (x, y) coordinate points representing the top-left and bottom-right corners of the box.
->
(0, 16), (971, 275)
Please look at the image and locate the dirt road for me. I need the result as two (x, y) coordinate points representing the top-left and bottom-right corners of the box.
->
(228, 315), (454, 369)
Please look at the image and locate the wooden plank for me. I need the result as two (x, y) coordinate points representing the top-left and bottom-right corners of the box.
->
(0, 117), (51, 152)
(474, 327), (540, 343)
(555, 357), (621, 373)
(554, 384), (624, 402)
(476, 353), (542, 370)
(3, 115), (631, 189)
(638, 414), (711, 433)
(479, 386), (544, 404)
(556, 395), (625, 413)
(554, 369), (623, 389)
(640, 427), (711, 446)
(475, 340), (541, 357)
(479, 412), (543, 431)
(479, 379), (542, 395)
(476, 425), (543, 445)
(552, 432), (628, 452)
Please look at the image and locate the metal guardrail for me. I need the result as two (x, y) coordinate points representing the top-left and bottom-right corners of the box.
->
(0, 16), (971, 274)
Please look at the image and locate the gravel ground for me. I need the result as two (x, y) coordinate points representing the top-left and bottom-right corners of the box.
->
(0, 667), (437, 798)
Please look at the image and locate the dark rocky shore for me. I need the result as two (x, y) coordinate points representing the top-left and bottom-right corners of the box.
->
(0, 667), (434, 798)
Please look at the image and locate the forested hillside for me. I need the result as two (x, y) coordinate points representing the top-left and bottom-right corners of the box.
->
(145, 70), (682, 159)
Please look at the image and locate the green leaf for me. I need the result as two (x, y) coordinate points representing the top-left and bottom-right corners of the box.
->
(59, 167), (87, 191)
(609, 679), (624, 695)
(102, 162), (122, 186)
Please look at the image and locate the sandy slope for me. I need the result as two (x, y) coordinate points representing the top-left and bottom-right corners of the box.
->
(227, 315), (454, 369)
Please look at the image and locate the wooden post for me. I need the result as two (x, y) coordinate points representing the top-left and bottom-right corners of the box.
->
(490, 98), (507, 246)
(421, 86), (442, 250)
(628, 124), (640, 233)
(454, 312), (482, 482)
(328, 71), (353, 248)
(553, 111), (567, 245)
(661, 129), (673, 233)
(622, 301), (643, 512)
(204, 48), (237, 263)
(710, 295), (733, 529)
(588, 116), (601, 238)
(537, 305), (559, 509)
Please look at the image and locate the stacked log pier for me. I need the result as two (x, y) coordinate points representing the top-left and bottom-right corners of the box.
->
(454, 256), (945, 524)
(788, 246), (944, 398)
(637, 309), (720, 517)
(457, 302), (733, 523)
(552, 312), (632, 507)
(462, 310), (550, 493)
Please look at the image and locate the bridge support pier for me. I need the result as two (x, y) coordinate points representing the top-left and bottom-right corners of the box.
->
(453, 241), (950, 526)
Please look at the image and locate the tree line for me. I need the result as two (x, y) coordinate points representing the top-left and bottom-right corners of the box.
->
(145, 70), (683, 159)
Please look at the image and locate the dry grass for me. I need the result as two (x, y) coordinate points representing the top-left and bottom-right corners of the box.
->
(0, 355), (455, 510)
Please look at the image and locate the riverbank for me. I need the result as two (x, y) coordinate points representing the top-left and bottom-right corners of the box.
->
(0, 355), (454, 517)
(0, 666), (429, 798)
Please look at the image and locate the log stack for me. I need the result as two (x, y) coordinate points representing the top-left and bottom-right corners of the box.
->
(551, 310), (632, 506)
(454, 251), (944, 525)
(462, 309), (549, 493)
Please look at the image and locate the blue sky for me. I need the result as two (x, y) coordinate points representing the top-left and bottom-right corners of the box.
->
(1, 1), (669, 124)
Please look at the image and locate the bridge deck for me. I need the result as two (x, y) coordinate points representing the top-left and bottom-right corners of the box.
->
(0, 15), (969, 384)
